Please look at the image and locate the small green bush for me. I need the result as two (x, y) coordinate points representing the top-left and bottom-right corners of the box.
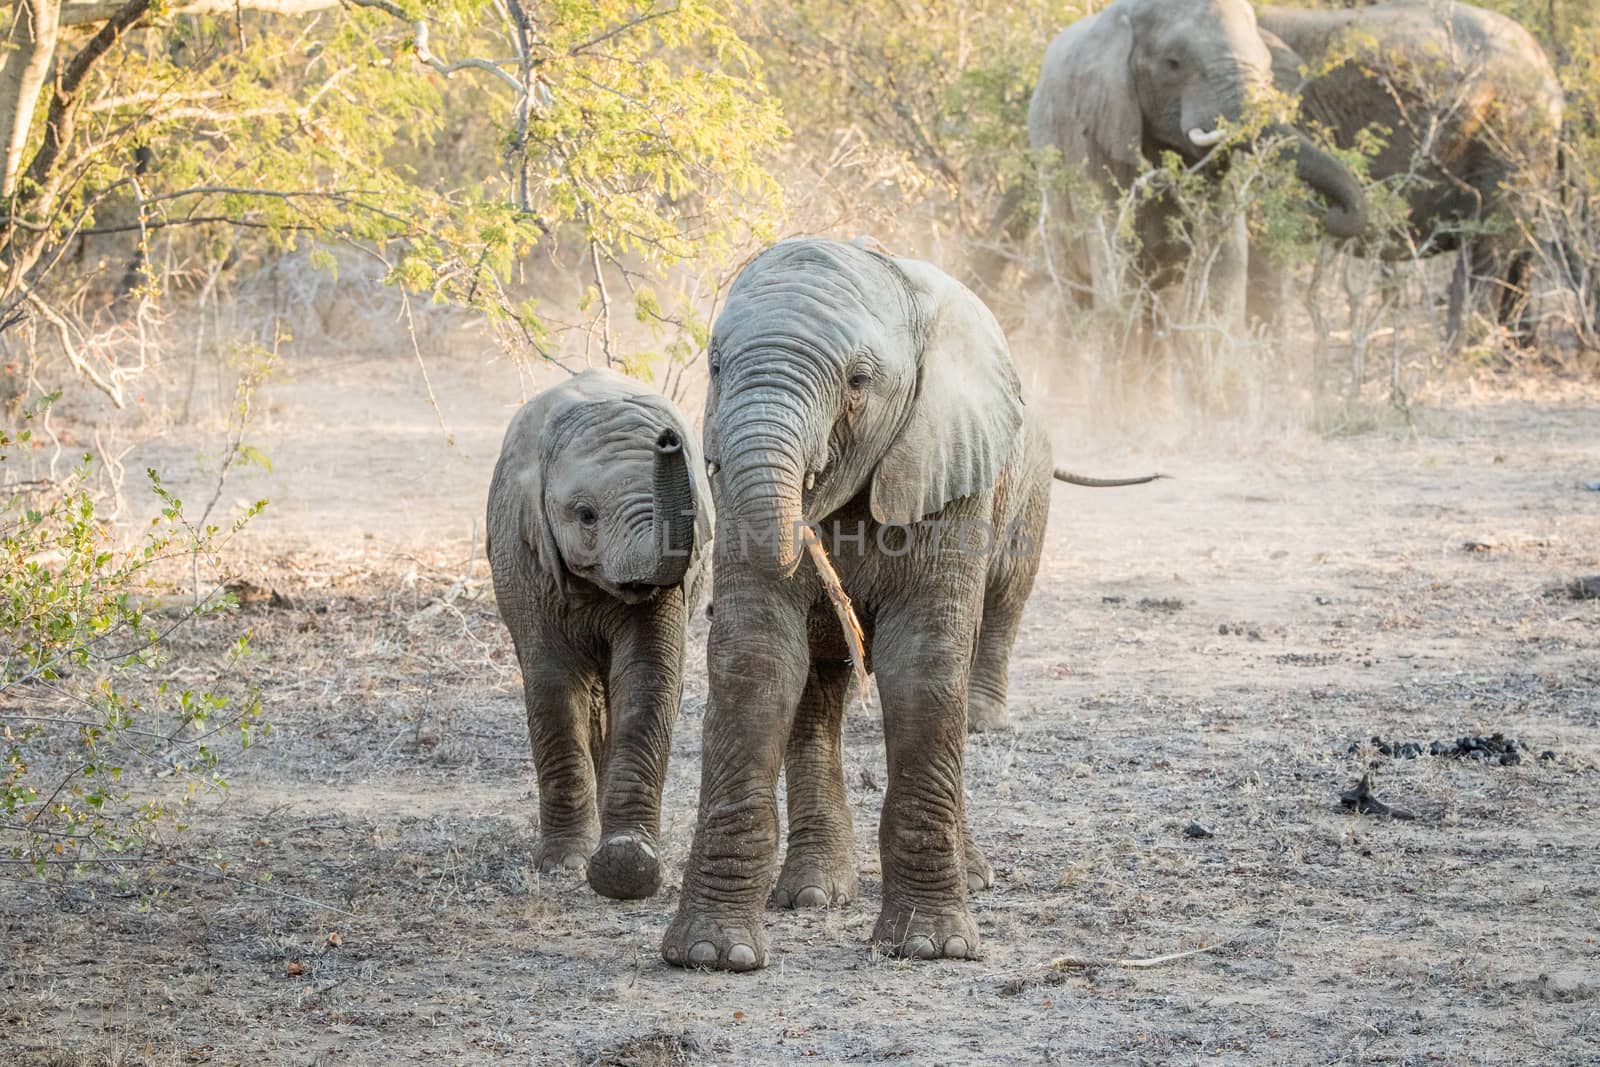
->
(1, 398), (266, 873)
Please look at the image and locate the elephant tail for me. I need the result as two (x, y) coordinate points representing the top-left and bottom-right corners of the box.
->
(1052, 468), (1168, 488)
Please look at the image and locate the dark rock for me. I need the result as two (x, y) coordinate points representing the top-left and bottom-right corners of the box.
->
(1183, 821), (1214, 839)
(1339, 773), (1416, 820)
(1565, 576), (1600, 600)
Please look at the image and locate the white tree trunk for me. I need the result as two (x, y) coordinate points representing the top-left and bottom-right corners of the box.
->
(1, 0), (61, 200)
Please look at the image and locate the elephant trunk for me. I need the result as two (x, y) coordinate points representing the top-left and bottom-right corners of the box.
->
(648, 427), (694, 586)
(1274, 124), (1367, 239)
(719, 416), (807, 581)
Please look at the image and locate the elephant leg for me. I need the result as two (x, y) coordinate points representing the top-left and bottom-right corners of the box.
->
(967, 580), (1026, 735)
(1446, 247), (1467, 350)
(1500, 248), (1536, 347)
(1445, 240), (1490, 351)
(520, 652), (602, 876)
(661, 580), (811, 971)
(1246, 240), (1288, 344)
(773, 658), (857, 909)
(587, 595), (685, 900)
(870, 596), (982, 961)
(1206, 212), (1249, 336)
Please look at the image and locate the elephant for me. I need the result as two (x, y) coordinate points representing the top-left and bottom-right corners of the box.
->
(658, 236), (1160, 971)
(1254, 1), (1565, 346)
(1027, 0), (1368, 331)
(486, 367), (712, 900)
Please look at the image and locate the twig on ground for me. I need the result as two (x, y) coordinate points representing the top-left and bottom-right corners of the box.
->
(168, 859), (360, 917)
(1047, 944), (1221, 971)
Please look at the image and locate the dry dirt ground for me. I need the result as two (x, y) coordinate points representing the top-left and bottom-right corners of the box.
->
(4, 337), (1599, 1066)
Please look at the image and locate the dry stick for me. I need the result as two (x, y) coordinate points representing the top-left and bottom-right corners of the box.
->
(800, 527), (870, 702)
(168, 860), (360, 917)
(1047, 944), (1220, 971)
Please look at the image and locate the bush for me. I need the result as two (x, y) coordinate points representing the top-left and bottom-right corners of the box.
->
(1, 398), (265, 873)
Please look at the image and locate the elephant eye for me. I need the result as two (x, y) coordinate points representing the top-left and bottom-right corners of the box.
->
(1165, 56), (1181, 72)
(847, 368), (872, 391)
(575, 505), (599, 527)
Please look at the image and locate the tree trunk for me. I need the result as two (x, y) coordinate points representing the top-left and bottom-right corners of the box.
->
(1, 0), (61, 200)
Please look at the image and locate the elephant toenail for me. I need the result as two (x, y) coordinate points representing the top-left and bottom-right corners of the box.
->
(967, 871), (988, 893)
(943, 935), (970, 957)
(727, 944), (757, 968)
(560, 853), (586, 871)
(794, 885), (828, 908)
(905, 936), (936, 959)
(664, 944), (681, 963)
(688, 941), (718, 966)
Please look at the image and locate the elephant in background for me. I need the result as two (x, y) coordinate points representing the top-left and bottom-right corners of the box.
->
(659, 236), (1157, 971)
(1255, 1), (1565, 346)
(487, 368), (712, 900)
(1027, 0), (1367, 330)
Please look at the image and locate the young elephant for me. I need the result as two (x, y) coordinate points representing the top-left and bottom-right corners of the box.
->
(661, 237), (1086, 970)
(487, 368), (712, 900)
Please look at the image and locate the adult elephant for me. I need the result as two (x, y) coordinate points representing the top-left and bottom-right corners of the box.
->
(659, 237), (1159, 971)
(1255, 1), (1565, 346)
(487, 368), (713, 900)
(1027, 0), (1367, 327)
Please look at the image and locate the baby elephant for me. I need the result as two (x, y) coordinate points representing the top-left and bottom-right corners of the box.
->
(487, 368), (712, 899)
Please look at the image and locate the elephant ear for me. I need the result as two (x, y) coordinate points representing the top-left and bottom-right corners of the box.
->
(1259, 28), (1308, 96)
(488, 390), (569, 593)
(869, 257), (1024, 526)
(1031, 6), (1140, 183)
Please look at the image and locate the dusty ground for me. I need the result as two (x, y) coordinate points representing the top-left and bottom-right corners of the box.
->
(4, 336), (1599, 1066)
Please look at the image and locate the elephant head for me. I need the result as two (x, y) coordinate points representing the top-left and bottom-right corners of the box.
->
(1029, 0), (1365, 239)
(496, 367), (713, 603)
(704, 237), (1023, 578)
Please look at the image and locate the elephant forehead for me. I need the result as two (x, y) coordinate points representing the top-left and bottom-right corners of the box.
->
(713, 300), (868, 358)
(547, 400), (669, 460)
(1146, 0), (1270, 67)
(716, 255), (915, 356)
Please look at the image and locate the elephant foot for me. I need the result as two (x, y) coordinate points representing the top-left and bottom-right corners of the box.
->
(964, 837), (994, 895)
(661, 907), (769, 972)
(587, 832), (662, 900)
(966, 696), (1009, 733)
(772, 845), (857, 909)
(872, 902), (981, 961)
(534, 834), (597, 877)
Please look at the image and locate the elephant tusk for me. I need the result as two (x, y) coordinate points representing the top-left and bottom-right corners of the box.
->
(706, 460), (719, 478)
(1188, 127), (1227, 148)
(804, 471), (816, 491)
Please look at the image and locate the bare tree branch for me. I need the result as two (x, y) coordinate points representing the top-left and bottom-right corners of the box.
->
(18, 280), (124, 406)
(411, 20), (522, 93)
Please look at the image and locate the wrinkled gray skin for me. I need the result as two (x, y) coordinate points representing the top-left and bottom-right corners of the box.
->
(1028, 0), (1367, 324)
(487, 368), (712, 900)
(660, 237), (1056, 971)
(1253, 2), (1564, 346)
